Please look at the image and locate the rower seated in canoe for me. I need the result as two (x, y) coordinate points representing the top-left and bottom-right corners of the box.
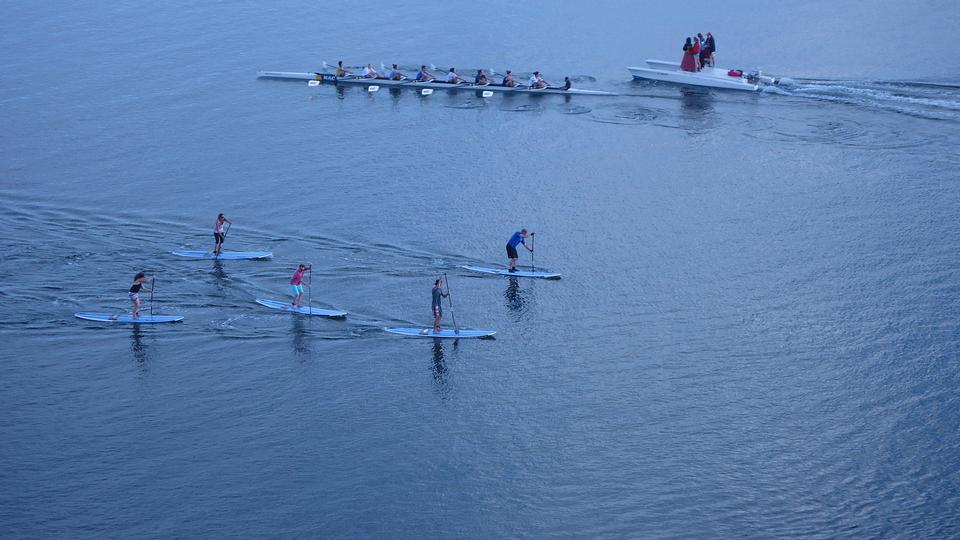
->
(501, 70), (517, 87)
(362, 63), (380, 78)
(388, 63), (406, 80)
(335, 60), (351, 77)
(561, 76), (572, 91)
(475, 69), (491, 85)
(528, 71), (549, 89)
(415, 65), (434, 82)
(444, 67), (466, 84)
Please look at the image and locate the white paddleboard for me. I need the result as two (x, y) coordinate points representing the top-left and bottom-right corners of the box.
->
(462, 265), (561, 279)
(75, 312), (184, 324)
(384, 327), (496, 339)
(255, 298), (347, 318)
(172, 250), (273, 260)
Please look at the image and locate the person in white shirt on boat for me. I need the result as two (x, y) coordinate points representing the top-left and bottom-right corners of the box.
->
(388, 64), (405, 80)
(528, 71), (549, 89)
(416, 65), (434, 82)
(501, 70), (517, 87)
(362, 63), (380, 78)
(444, 67), (466, 84)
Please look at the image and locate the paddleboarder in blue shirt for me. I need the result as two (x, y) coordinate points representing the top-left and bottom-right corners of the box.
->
(506, 229), (533, 272)
(432, 277), (449, 332)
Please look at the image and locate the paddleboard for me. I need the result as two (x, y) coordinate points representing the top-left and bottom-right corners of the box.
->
(75, 312), (184, 324)
(255, 298), (347, 318)
(172, 250), (273, 260)
(462, 265), (561, 279)
(384, 327), (496, 339)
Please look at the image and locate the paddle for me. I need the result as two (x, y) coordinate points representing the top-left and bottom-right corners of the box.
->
(443, 272), (459, 335)
(221, 223), (231, 255)
(530, 232), (535, 272)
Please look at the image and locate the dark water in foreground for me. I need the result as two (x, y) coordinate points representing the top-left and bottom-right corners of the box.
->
(2, 1), (959, 537)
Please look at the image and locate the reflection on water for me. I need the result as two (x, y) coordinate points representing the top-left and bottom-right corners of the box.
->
(505, 277), (525, 317)
(431, 338), (458, 396)
(679, 87), (714, 133)
(431, 338), (446, 385)
(130, 326), (147, 364)
(291, 317), (310, 359)
(210, 260), (228, 294)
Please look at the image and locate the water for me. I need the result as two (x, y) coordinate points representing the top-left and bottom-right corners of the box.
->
(2, 1), (959, 537)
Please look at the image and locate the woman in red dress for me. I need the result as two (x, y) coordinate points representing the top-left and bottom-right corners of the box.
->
(680, 37), (697, 72)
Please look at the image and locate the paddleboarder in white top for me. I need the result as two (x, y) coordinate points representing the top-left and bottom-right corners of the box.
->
(432, 277), (449, 332)
(128, 272), (152, 320)
(506, 229), (533, 272)
(213, 213), (232, 255)
(290, 263), (312, 307)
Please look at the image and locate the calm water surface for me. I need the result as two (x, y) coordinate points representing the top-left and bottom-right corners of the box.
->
(2, 1), (959, 537)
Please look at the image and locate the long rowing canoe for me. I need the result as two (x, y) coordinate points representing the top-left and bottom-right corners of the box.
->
(257, 71), (618, 96)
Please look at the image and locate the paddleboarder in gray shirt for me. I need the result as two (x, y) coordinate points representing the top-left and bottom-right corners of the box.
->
(432, 277), (449, 332)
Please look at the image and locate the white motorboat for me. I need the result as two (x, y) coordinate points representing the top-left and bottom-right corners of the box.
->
(627, 60), (779, 92)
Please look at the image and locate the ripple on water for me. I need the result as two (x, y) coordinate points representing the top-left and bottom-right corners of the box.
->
(562, 105), (591, 115)
(741, 115), (932, 150)
(501, 104), (543, 112)
(587, 105), (661, 125)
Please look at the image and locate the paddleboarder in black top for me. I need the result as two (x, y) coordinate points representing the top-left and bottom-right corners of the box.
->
(129, 272), (152, 319)
(432, 277), (449, 332)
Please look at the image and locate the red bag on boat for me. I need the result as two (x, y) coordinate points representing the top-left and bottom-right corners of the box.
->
(727, 69), (743, 77)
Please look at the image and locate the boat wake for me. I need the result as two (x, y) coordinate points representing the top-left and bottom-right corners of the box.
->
(764, 78), (960, 122)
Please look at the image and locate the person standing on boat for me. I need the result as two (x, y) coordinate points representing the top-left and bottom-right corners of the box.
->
(335, 61), (351, 77)
(502, 70), (517, 87)
(416, 65), (435, 82)
(213, 213), (232, 255)
(362, 63), (380, 78)
(702, 32), (716, 67)
(528, 71), (548, 89)
(506, 229), (533, 272)
(129, 272), (152, 320)
(289, 263), (312, 307)
(680, 37), (697, 72)
(475, 69), (491, 85)
(388, 64), (405, 80)
(432, 277), (449, 333)
(690, 36), (702, 71)
(445, 67), (465, 84)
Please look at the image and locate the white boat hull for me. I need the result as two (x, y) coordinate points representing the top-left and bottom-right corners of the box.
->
(628, 60), (760, 92)
(257, 71), (617, 96)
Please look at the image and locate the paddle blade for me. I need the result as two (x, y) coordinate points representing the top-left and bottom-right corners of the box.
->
(368, 85), (379, 92)
(481, 90), (493, 98)
(308, 80), (320, 86)
(421, 89), (433, 96)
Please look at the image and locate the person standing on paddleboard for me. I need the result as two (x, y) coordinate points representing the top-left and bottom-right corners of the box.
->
(290, 263), (312, 307)
(506, 229), (533, 272)
(212, 213), (232, 255)
(129, 272), (152, 320)
(432, 277), (449, 332)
